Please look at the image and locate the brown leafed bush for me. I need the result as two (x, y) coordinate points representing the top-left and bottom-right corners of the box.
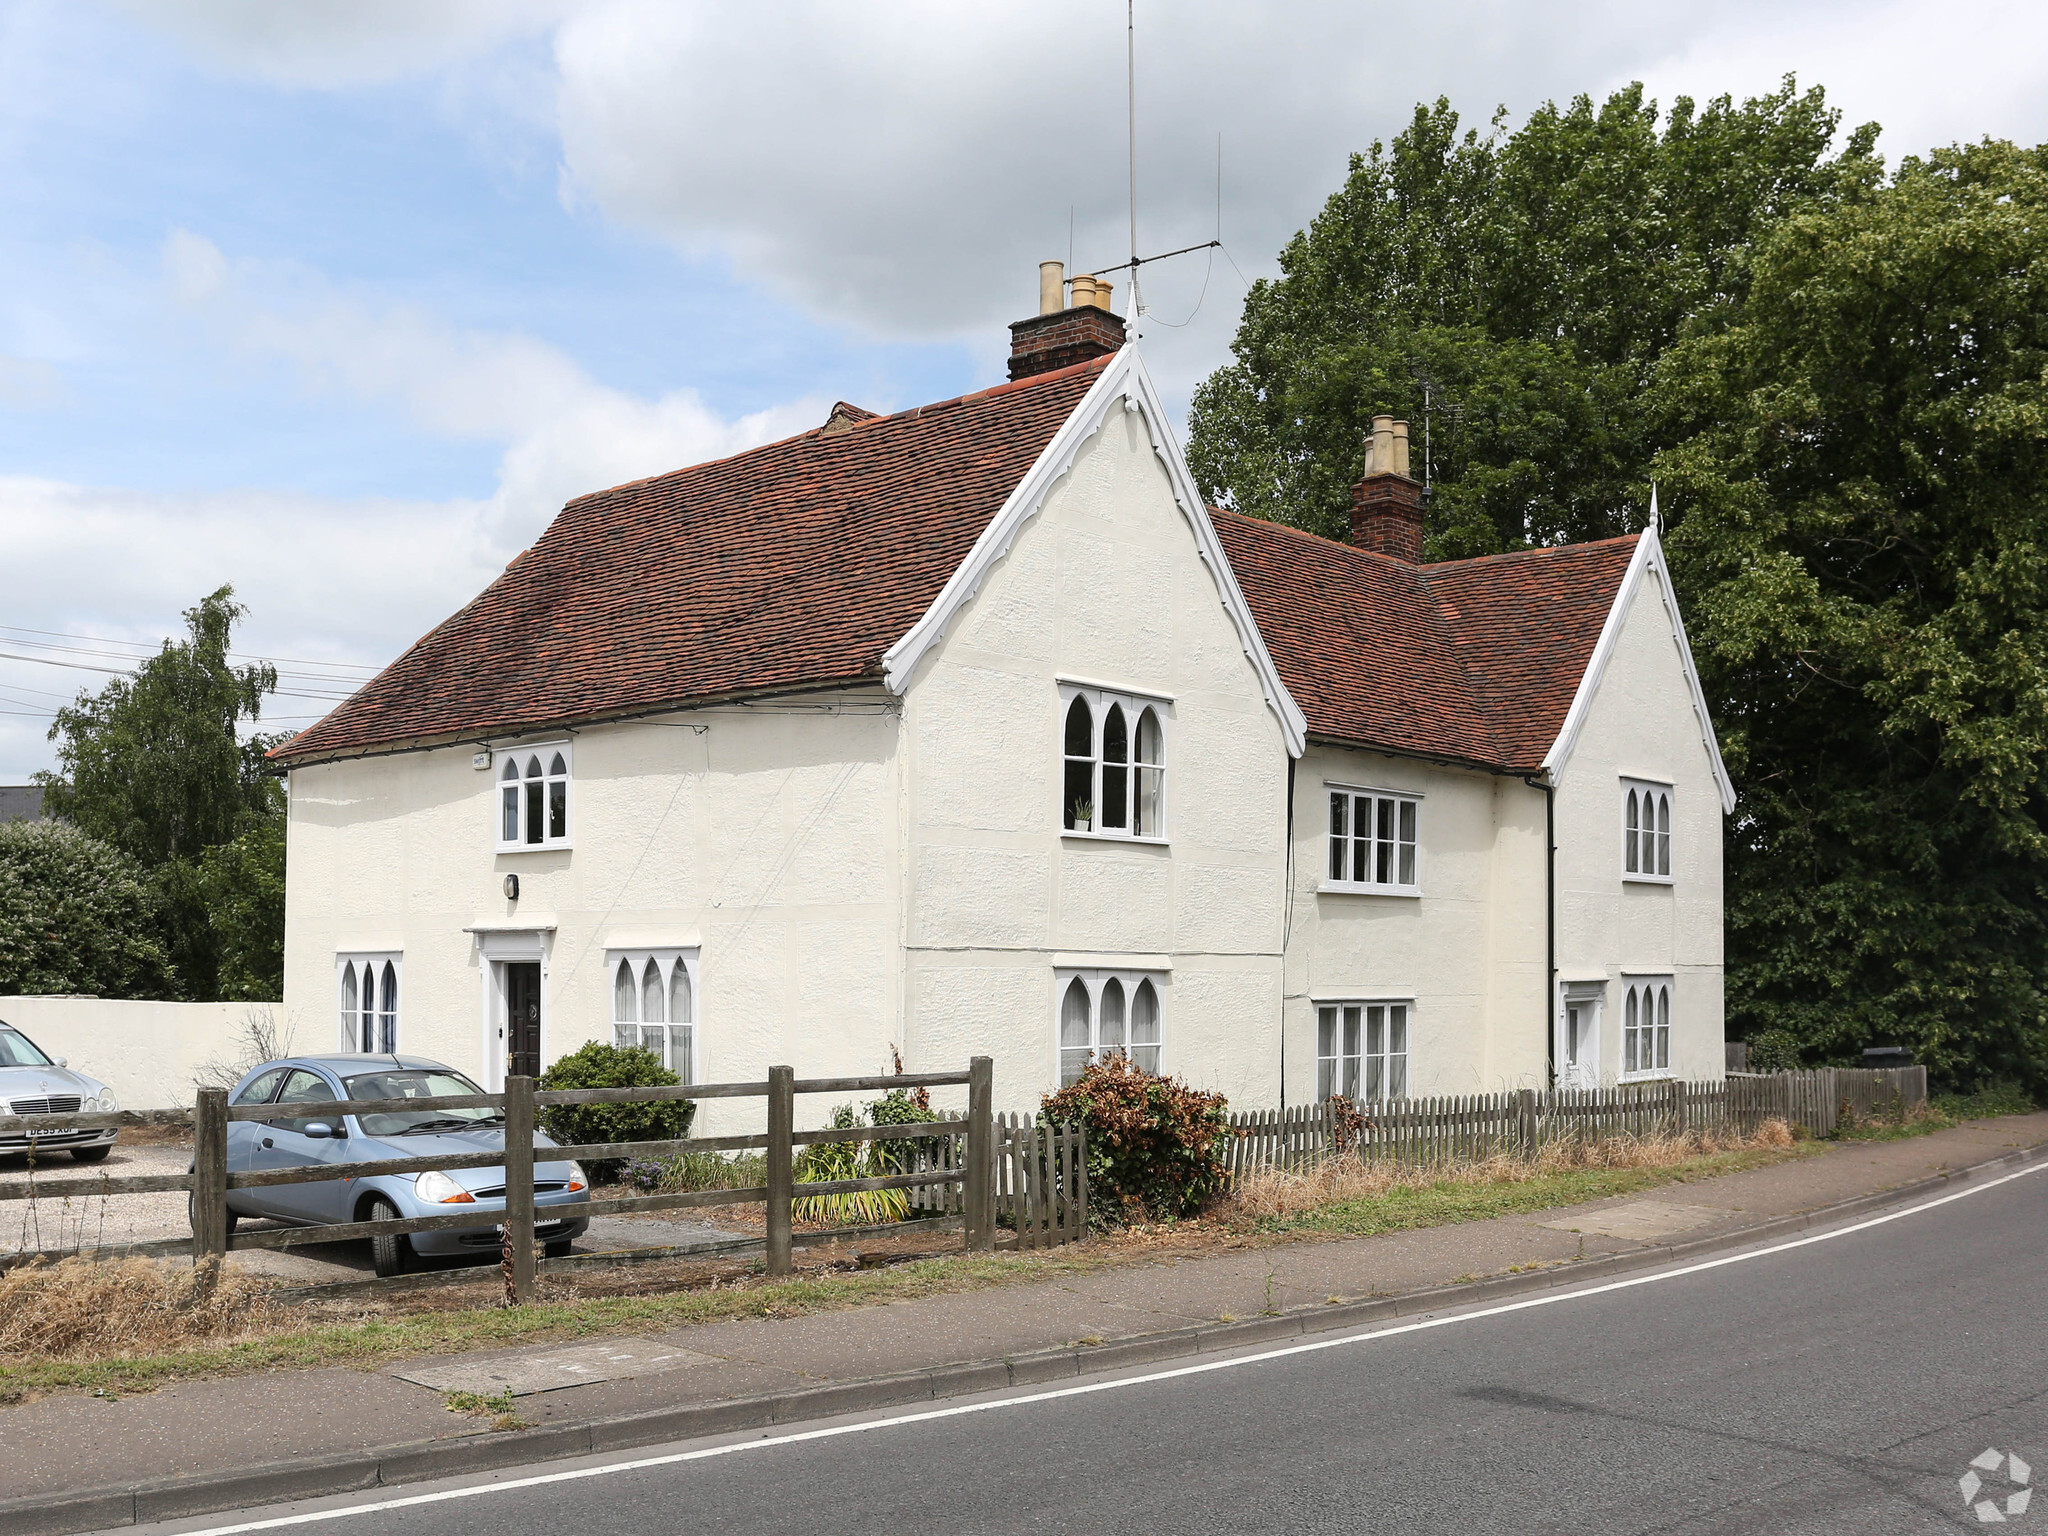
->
(1220, 1119), (1797, 1226)
(0, 1257), (274, 1357)
(1040, 1054), (1231, 1223)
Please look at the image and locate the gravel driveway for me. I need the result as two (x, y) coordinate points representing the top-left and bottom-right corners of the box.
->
(1, 1140), (736, 1285)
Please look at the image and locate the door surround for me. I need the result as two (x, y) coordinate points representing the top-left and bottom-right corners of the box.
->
(1557, 978), (1606, 1090)
(471, 927), (554, 1091)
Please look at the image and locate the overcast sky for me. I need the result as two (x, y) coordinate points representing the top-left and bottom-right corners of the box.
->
(3, 0), (2045, 780)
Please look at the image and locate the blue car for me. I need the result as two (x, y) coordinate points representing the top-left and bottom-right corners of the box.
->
(221, 1054), (589, 1277)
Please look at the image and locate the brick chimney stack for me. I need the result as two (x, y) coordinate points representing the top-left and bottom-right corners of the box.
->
(1008, 260), (1126, 380)
(1351, 415), (1425, 561)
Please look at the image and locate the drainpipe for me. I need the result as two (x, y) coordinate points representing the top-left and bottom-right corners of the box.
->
(1524, 774), (1556, 1087)
(1280, 755), (1296, 1111)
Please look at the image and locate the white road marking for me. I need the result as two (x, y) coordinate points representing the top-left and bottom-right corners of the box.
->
(156, 1155), (2048, 1536)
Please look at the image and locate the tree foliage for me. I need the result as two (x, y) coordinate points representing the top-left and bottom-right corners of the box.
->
(0, 820), (178, 999)
(1655, 139), (2048, 1086)
(1188, 80), (2048, 1087)
(1188, 78), (1879, 553)
(35, 586), (287, 1000)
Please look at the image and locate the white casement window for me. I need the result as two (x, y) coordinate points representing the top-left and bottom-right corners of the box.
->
(1323, 787), (1420, 894)
(497, 744), (572, 850)
(1315, 1000), (1410, 1101)
(1060, 684), (1168, 840)
(1623, 780), (1672, 882)
(610, 949), (696, 1082)
(1621, 977), (1672, 1078)
(337, 953), (401, 1054)
(1056, 969), (1164, 1085)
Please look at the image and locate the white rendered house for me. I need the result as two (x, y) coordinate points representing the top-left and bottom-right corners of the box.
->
(275, 282), (1732, 1128)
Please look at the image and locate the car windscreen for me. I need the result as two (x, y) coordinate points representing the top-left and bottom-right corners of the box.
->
(0, 1027), (53, 1068)
(342, 1070), (500, 1137)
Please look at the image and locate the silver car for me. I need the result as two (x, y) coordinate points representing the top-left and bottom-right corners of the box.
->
(0, 1019), (120, 1161)
(222, 1054), (590, 1276)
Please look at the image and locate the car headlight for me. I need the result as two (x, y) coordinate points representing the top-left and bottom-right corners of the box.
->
(414, 1169), (475, 1204)
(97, 1091), (118, 1113)
(566, 1161), (586, 1193)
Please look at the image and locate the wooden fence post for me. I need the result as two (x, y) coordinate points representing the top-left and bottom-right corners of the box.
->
(965, 1055), (993, 1252)
(502, 1074), (537, 1306)
(1515, 1087), (1538, 1160)
(1668, 1078), (1688, 1139)
(190, 1087), (229, 1283)
(766, 1064), (794, 1276)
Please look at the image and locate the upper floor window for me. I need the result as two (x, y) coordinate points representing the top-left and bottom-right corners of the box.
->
(1316, 1000), (1409, 1102)
(611, 948), (696, 1082)
(1623, 780), (1672, 882)
(1621, 978), (1671, 1078)
(1061, 685), (1167, 839)
(1057, 969), (1163, 1085)
(1324, 787), (1419, 894)
(499, 745), (572, 850)
(338, 952), (400, 1054)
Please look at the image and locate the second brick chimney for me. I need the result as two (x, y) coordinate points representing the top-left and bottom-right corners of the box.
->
(1351, 415), (1425, 561)
(1009, 261), (1126, 380)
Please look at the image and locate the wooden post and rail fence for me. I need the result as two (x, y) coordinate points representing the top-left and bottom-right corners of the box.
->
(0, 1063), (1926, 1278)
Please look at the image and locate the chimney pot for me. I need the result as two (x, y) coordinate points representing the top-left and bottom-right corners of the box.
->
(1039, 261), (1065, 316)
(1351, 415), (1425, 562)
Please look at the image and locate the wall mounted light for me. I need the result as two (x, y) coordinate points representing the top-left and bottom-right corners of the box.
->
(502, 873), (519, 902)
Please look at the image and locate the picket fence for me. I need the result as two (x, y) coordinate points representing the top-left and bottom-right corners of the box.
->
(904, 1113), (1088, 1248)
(1223, 1067), (1928, 1179)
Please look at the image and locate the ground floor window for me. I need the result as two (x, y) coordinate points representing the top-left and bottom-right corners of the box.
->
(1316, 1000), (1409, 1102)
(1622, 978), (1672, 1078)
(337, 953), (400, 1054)
(1056, 969), (1163, 1085)
(610, 948), (697, 1082)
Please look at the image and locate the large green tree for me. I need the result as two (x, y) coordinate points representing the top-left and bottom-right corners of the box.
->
(37, 587), (287, 1000)
(1188, 83), (2048, 1087)
(1655, 140), (2048, 1087)
(1188, 79), (1879, 554)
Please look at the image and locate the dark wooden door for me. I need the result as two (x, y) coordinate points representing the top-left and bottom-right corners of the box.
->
(506, 963), (542, 1079)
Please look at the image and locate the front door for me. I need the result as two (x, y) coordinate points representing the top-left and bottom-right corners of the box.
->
(1560, 996), (1601, 1089)
(506, 962), (542, 1079)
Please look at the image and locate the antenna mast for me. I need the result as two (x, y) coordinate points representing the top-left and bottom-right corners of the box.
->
(1127, 0), (1140, 315)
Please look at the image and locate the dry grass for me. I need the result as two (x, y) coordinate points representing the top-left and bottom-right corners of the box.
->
(1219, 1120), (1797, 1228)
(0, 1257), (275, 1358)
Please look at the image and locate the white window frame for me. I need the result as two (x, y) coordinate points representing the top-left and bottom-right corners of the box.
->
(1059, 682), (1169, 843)
(337, 952), (402, 1055)
(1320, 784), (1422, 896)
(1619, 976), (1673, 1080)
(608, 948), (698, 1083)
(1055, 968), (1165, 1085)
(1314, 998), (1411, 1102)
(1622, 778), (1673, 884)
(495, 741), (574, 852)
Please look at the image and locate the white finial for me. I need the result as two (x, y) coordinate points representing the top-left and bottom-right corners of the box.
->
(1649, 482), (1660, 536)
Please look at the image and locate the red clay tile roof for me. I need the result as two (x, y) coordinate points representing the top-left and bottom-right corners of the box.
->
(1211, 511), (1639, 774)
(276, 359), (1110, 762)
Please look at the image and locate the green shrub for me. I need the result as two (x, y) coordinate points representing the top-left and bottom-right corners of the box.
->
(864, 1086), (944, 1175)
(1746, 1029), (1804, 1074)
(535, 1042), (694, 1182)
(1040, 1055), (1231, 1224)
(793, 1103), (908, 1225)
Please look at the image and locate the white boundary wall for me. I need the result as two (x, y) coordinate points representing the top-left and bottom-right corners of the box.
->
(0, 996), (288, 1111)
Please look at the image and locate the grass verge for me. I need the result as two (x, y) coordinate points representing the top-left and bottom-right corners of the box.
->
(1832, 1084), (2039, 1142)
(0, 1132), (1831, 1403)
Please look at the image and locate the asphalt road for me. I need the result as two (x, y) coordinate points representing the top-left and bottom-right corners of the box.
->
(149, 1164), (2048, 1535)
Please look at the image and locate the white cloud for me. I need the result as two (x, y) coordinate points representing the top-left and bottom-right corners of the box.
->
(161, 230), (822, 543)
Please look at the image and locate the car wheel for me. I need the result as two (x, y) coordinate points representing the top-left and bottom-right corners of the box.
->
(367, 1196), (409, 1278)
(544, 1239), (574, 1259)
(70, 1145), (112, 1163)
(184, 1192), (240, 1237)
